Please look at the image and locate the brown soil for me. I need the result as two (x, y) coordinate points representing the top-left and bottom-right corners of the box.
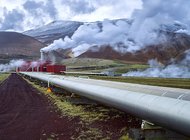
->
(0, 73), (79, 140)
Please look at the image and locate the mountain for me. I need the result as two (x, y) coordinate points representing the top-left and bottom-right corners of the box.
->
(24, 20), (82, 44)
(23, 19), (132, 45)
(79, 32), (190, 64)
(0, 32), (45, 63)
(23, 19), (190, 64)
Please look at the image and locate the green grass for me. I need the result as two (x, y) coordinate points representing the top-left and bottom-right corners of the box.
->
(0, 73), (10, 83)
(61, 58), (190, 89)
(29, 84), (111, 124)
(62, 58), (148, 74)
(119, 135), (132, 140)
(61, 58), (120, 67)
(113, 64), (149, 74)
(89, 76), (190, 89)
(63, 72), (190, 89)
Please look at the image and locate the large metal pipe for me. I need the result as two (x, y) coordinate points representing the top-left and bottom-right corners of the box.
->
(20, 72), (190, 136)
(53, 74), (190, 101)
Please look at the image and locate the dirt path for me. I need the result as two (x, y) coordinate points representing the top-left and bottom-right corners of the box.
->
(0, 73), (77, 140)
(0, 73), (142, 140)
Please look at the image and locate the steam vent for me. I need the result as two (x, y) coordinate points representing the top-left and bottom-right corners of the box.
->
(40, 50), (44, 61)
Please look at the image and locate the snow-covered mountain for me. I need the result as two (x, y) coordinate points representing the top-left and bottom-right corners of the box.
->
(24, 20), (82, 44)
(23, 19), (190, 63)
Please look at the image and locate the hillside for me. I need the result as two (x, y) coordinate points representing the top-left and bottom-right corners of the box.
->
(79, 32), (190, 64)
(41, 31), (190, 65)
(24, 19), (190, 64)
(24, 21), (82, 44)
(0, 32), (45, 63)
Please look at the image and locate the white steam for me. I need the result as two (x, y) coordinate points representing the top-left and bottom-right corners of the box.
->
(175, 29), (190, 35)
(123, 50), (190, 78)
(129, 0), (190, 46)
(41, 0), (190, 56)
(40, 0), (190, 78)
(0, 60), (25, 72)
(41, 19), (139, 57)
(30, 61), (39, 67)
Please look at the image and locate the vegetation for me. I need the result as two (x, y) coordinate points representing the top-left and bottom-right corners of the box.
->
(25, 78), (130, 140)
(61, 58), (190, 89)
(89, 76), (190, 89)
(119, 135), (132, 140)
(64, 72), (190, 89)
(112, 64), (148, 74)
(61, 58), (120, 67)
(61, 58), (148, 74)
(0, 73), (10, 83)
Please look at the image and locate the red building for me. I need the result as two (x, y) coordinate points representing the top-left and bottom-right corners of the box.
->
(47, 64), (66, 73)
(17, 60), (66, 74)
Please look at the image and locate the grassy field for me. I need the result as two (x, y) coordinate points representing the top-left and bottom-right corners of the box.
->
(61, 58), (121, 67)
(0, 73), (10, 83)
(65, 73), (190, 89)
(62, 58), (148, 74)
(89, 76), (190, 89)
(61, 58), (189, 89)
(112, 64), (148, 74)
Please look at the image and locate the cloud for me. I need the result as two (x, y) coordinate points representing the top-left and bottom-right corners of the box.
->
(72, 0), (142, 21)
(60, 0), (95, 14)
(20, 0), (58, 29)
(0, 8), (25, 31)
(23, 0), (43, 10)
(0, 0), (142, 31)
(23, 0), (57, 19)
(45, 0), (57, 19)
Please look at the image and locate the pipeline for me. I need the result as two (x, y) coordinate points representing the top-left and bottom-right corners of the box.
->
(20, 72), (190, 136)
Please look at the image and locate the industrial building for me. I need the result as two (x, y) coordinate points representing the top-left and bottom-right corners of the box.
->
(16, 61), (66, 74)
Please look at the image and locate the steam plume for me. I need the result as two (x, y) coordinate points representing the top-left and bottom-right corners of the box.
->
(40, 0), (190, 78)
(41, 19), (139, 56)
(123, 50), (190, 78)
(41, 0), (190, 55)
(0, 60), (25, 72)
(129, 0), (190, 46)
